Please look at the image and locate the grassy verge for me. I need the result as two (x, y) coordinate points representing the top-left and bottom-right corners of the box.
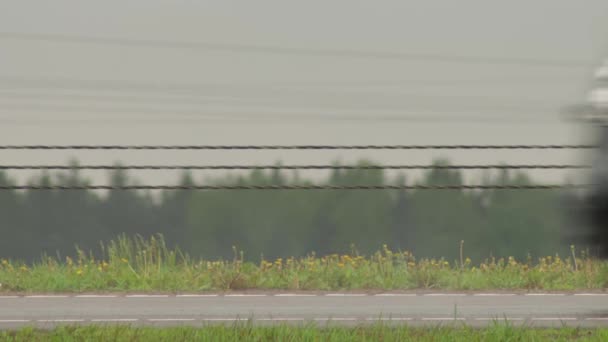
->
(2, 324), (608, 342)
(1, 235), (608, 293)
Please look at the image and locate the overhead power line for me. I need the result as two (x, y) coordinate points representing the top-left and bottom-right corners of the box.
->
(0, 144), (595, 150)
(0, 118), (562, 126)
(0, 101), (560, 125)
(0, 99), (557, 116)
(0, 114), (558, 126)
(0, 32), (592, 68)
(0, 184), (589, 190)
(0, 89), (557, 111)
(0, 75), (583, 91)
(0, 164), (591, 170)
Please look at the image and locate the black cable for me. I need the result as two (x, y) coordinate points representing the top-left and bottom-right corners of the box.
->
(0, 164), (591, 170)
(0, 184), (589, 190)
(0, 145), (595, 150)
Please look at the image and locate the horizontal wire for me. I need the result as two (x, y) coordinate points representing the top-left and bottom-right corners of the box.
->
(0, 75), (582, 90)
(0, 94), (557, 114)
(0, 87), (558, 111)
(0, 117), (561, 126)
(0, 145), (596, 150)
(0, 184), (590, 190)
(0, 105), (558, 123)
(0, 164), (592, 170)
(0, 32), (591, 68)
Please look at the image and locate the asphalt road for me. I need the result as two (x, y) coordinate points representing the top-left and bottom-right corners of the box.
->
(2, 292), (608, 329)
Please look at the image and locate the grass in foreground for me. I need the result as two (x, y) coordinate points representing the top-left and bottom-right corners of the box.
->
(1, 235), (608, 292)
(2, 324), (608, 342)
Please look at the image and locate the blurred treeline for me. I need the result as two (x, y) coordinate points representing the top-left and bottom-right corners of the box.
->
(0, 159), (590, 263)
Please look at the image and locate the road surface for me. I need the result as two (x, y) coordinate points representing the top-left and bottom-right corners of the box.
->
(2, 291), (608, 328)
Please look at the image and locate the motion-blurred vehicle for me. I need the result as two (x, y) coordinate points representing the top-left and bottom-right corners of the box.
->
(584, 60), (608, 258)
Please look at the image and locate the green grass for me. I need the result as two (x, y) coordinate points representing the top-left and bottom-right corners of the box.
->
(1, 235), (608, 293)
(2, 324), (608, 342)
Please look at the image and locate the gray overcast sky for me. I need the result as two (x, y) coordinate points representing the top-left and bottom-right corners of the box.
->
(0, 0), (607, 186)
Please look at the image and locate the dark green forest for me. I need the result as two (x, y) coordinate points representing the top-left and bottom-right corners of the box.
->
(0, 159), (591, 263)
